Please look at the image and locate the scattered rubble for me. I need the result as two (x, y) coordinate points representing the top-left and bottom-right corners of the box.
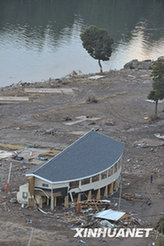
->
(102, 119), (115, 126)
(0, 63), (163, 245)
(86, 95), (98, 103)
(0, 150), (12, 160)
(154, 133), (164, 140)
(64, 116), (101, 126)
(134, 138), (164, 148)
(38, 149), (60, 158)
(80, 200), (111, 212)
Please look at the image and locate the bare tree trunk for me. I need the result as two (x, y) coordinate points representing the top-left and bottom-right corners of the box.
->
(98, 59), (103, 73)
(155, 100), (158, 117)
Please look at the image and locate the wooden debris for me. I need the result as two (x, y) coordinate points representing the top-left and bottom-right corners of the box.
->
(0, 96), (29, 103)
(80, 200), (111, 211)
(39, 149), (60, 157)
(24, 88), (76, 95)
(122, 193), (135, 201)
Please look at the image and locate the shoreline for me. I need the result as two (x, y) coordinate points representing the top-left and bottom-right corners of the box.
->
(1, 57), (162, 91)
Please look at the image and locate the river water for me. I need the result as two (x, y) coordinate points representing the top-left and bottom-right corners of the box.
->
(0, 0), (164, 86)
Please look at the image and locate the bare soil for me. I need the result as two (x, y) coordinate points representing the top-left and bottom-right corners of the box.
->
(0, 69), (164, 246)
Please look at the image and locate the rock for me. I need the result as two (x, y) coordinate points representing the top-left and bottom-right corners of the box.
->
(78, 240), (85, 244)
(64, 116), (72, 121)
(104, 119), (115, 126)
(157, 56), (164, 63)
(124, 59), (153, 70)
(86, 95), (98, 103)
(88, 121), (96, 125)
(124, 59), (139, 69)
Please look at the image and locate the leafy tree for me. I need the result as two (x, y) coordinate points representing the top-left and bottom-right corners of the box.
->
(80, 26), (113, 73)
(155, 216), (164, 246)
(156, 235), (164, 246)
(148, 62), (164, 116)
(155, 216), (164, 235)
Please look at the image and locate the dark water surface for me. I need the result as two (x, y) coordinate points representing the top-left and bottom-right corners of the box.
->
(0, 0), (164, 86)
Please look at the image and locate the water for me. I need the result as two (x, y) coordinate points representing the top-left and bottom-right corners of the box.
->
(0, 0), (164, 86)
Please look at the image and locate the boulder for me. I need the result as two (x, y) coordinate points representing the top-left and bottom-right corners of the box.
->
(124, 59), (153, 70)
(124, 59), (139, 69)
(157, 56), (164, 63)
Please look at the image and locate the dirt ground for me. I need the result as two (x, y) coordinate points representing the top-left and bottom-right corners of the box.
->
(0, 69), (164, 246)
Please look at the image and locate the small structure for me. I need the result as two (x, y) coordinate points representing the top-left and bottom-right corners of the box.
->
(95, 209), (127, 222)
(17, 130), (124, 210)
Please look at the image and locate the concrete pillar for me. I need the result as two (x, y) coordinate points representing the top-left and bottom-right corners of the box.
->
(64, 196), (68, 208)
(47, 198), (49, 206)
(104, 186), (108, 197)
(109, 183), (113, 194)
(106, 185), (109, 196)
(77, 193), (81, 203)
(51, 188), (54, 211)
(54, 196), (57, 207)
(120, 157), (123, 168)
(114, 181), (117, 191)
(96, 189), (100, 200)
(87, 190), (92, 201)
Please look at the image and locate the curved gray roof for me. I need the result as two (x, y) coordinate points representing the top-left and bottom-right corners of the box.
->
(26, 130), (124, 183)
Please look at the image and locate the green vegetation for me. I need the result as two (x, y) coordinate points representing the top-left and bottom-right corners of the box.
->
(155, 216), (164, 234)
(155, 216), (164, 246)
(148, 62), (164, 116)
(156, 235), (164, 246)
(80, 26), (113, 73)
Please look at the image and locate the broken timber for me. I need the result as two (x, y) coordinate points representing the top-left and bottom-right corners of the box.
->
(0, 96), (29, 103)
(24, 88), (77, 95)
(80, 200), (111, 211)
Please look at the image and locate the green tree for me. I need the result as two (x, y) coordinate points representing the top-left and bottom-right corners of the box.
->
(148, 62), (164, 116)
(156, 235), (164, 246)
(155, 216), (164, 235)
(80, 26), (113, 73)
(155, 216), (164, 246)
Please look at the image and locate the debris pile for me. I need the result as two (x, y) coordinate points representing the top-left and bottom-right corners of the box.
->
(38, 149), (60, 158)
(80, 200), (111, 212)
(33, 128), (57, 136)
(122, 193), (135, 201)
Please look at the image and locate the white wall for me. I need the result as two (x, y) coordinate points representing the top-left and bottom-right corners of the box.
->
(70, 167), (121, 193)
(32, 158), (122, 194)
(17, 183), (31, 204)
(35, 177), (69, 189)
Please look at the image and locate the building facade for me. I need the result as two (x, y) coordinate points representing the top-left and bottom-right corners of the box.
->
(17, 130), (124, 210)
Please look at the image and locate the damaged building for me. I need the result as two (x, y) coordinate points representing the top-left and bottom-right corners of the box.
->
(17, 130), (124, 210)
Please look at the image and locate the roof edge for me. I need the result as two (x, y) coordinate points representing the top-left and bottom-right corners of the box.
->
(27, 129), (95, 176)
(26, 153), (123, 184)
(26, 130), (124, 177)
